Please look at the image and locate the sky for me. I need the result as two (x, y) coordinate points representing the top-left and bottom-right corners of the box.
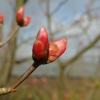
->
(0, 0), (100, 77)
(0, 0), (91, 37)
(0, 0), (98, 39)
(0, 0), (100, 62)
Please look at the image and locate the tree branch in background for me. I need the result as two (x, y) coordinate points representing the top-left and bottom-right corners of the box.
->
(63, 34), (100, 68)
(38, 0), (69, 16)
(51, 0), (69, 15)
(0, 26), (19, 48)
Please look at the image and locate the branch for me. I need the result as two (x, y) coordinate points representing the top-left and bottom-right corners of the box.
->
(0, 62), (41, 95)
(51, 0), (69, 15)
(63, 34), (100, 67)
(17, 35), (35, 48)
(38, 0), (69, 16)
(0, 26), (19, 48)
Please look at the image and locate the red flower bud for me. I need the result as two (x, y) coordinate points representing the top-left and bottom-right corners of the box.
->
(0, 13), (3, 24)
(32, 27), (67, 64)
(47, 39), (67, 63)
(32, 27), (49, 61)
(16, 6), (31, 26)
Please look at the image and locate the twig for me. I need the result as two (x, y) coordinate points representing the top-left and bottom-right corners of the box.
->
(0, 26), (19, 48)
(51, 0), (69, 15)
(0, 62), (41, 95)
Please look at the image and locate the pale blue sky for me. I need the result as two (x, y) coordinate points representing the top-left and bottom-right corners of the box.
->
(0, 0), (100, 61)
(0, 0), (99, 40)
(0, 0), (100, 77)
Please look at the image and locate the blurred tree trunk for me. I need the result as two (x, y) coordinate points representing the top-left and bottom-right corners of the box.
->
(58, 63), (65, 100)
(46, 0), (53, 41)
(0, 26), (2, 42)
(86, 56), (100, 100)
(0, 0), (25, 100)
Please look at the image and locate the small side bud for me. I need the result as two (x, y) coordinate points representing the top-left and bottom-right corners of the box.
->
(47, 39), (67, 63)
(23, 16), (31, 26)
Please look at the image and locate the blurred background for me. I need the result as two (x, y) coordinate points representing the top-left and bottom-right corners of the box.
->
(0, 0), (100, 100)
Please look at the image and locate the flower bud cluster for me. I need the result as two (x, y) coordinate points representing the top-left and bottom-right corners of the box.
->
(32, 27), (67, 64)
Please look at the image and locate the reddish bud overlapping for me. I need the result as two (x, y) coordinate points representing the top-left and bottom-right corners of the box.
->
(32, 27), (67, 64)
